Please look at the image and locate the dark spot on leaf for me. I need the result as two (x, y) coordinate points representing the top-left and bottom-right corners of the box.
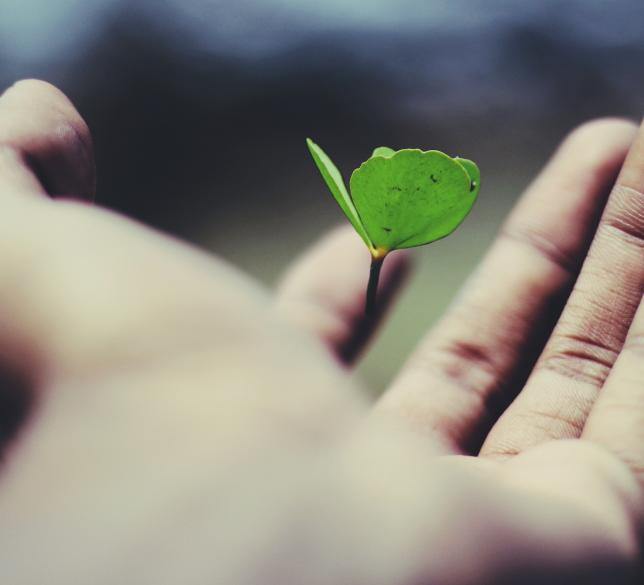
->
(430, 174), (439, 183)
(382, 227), (392, 233)
(470, 180), (477, 192)
(392, 186), (402, 192)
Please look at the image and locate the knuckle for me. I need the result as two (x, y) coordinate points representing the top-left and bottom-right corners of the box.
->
(600, 183), (644, 246)
(539, 331), (619, 387)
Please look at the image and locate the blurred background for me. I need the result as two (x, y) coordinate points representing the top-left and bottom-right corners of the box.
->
(1, 0), (642, 393)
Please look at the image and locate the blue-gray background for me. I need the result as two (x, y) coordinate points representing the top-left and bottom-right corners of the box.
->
(1, 0), (642, 392)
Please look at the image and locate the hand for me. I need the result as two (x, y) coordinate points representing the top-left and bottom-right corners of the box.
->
(0, 80), (642, 584)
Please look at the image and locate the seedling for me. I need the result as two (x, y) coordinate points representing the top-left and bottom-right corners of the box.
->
(306, 138), (480, 315)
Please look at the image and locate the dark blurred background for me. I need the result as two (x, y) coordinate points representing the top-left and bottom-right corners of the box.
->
(1, 0), (642, 392)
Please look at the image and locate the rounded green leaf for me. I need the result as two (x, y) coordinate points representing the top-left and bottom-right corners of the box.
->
(371, 146), (396, 159)
(349, 149), (478, 250)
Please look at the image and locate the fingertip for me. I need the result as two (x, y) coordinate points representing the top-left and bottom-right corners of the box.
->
(0, 79), (95, 200)
(615, 117), (644, 196)
(562, 117), (638, 146)
(556, 118), (637, 175)
(4, 79), (70, 105)
(276, 225), (413, 364)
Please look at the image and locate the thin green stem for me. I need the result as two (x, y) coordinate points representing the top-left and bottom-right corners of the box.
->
(365, 256), (385, 317)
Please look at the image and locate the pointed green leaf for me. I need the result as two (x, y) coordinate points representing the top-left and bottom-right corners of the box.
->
(306, 138), (373, 248)
(349, 149), (478, 250)
(371, 146), (396, 159)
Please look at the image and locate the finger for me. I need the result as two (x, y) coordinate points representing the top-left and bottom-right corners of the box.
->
(275, 225), (410, 364)
(375, 119), (637, 454)
(482, 119), (644, 458)
(0, 79), (95, 199)
(582, 296), (644, 488)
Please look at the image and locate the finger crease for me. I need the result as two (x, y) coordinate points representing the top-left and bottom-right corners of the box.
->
(540, 333), (620, 386)
(600, 218), (644, 251)
(416, 339), (506, 398)
(529, 408), (587, 435)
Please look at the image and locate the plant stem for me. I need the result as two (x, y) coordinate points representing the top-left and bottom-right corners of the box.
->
(365, 256), (384, 316)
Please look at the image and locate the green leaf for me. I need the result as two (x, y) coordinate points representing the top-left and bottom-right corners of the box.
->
(306, 138), (373, 248)
(306, 140), (481, 315)
(349, 149), (479, 251)
(371, 146), (396, 159)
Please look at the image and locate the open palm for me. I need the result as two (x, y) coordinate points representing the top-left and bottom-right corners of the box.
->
(0, 80), (642, 584)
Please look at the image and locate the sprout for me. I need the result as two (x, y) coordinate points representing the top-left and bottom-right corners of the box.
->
(307, 138), (480, 314)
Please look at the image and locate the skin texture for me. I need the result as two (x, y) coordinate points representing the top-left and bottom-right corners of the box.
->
(0, 79), (642, 584)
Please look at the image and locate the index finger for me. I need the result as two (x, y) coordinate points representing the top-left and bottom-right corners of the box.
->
(275, 226), (410, 364)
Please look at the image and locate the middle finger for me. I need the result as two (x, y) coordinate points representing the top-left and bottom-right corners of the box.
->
(482, 119), (644, 458)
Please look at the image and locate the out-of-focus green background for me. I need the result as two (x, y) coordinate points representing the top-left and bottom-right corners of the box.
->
(1, 0), (642, 394)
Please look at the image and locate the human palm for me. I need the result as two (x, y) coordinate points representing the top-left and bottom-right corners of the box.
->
(0, 80), (642, 584)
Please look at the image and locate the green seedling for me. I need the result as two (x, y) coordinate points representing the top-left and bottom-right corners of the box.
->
(306, 138), (480, 315)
